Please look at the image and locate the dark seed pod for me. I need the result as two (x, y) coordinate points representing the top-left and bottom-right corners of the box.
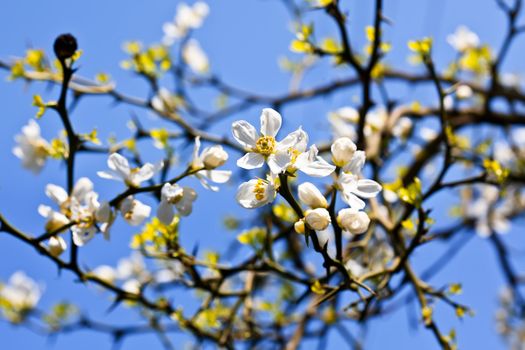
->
(53, 34), (78, 61)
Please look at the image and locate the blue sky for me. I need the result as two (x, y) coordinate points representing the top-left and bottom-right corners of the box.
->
(1, 0), (524, 349)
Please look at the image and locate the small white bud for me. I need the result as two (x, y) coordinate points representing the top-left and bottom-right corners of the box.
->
(456, 84), (473, 99)
(298, 182), (328, 209)
(337, 208), (370, 234)
(48, 236), (67, 257)
(392, 117), (413, 139)
(331, 137), (357, 167)
(304, 208), (331, 231)
(201, 145), (228, 169)
(294, 219), (305, 234)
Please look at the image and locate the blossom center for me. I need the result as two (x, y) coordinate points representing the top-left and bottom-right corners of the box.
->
(253, 179), (267, 201)
(255, 136), (276, 156)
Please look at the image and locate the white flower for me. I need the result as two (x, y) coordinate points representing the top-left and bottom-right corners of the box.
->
(151, 88), (180, 114)
(456, 84), (473, 99)
(48, 236), (67, 257)
(337, 151), (382, 209)
(182, 39), (209, 74)
(298, 182), (328, 209)
(286, 145), (335, 177)
(236, 175), (277, 209)
(392, 117), (413, 139)
(345, 260), (366, 277)
(122, 279), (141, 295)
(162, 2), (210, 45)
(329, 107), (359, 139)
(92, 265), (117, 283)
(329, 107), (387, 157)
(331, 137), (357, 167)
(337, 208), (370, 234)
(0, 272), (42, 312)
(120, 196), (151, 226)
(98, 153), (163, 188)
(38, 205), (70, 233)
(304, 208), (331, 231)
(465, 185), (511, 237)
(39, 177), (90, 232)
(39, 178), (113, 246)
(420, 127), (438, 142)
(13, 120), (50, 174)
(232, 108), (307, 174)
(70, 192), (112, 246)
(157, 183), (197, 224)
(117, 252), (149, 281)
(190, 137), (231, 191)
(447, 26), (479, 52)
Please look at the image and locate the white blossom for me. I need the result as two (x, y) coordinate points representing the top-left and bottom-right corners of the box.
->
(122, 279), (141, 295)
(92, 265), (117, 283)
(162, 2), (209, 45)
(157, 183), (197, 224)
(151, 88), (180, 114)
(465, 185), (512, 237)
(232, 108), (310, 175)
(331, 137), (357, 167)
(13, 120), (50, 174)
(183, 39), (209, 74)
(298, 182), (328, 209)
(236, 175), (277, 209)
(447, 26), (480, 52)
(304, 208), (331, 231)
(119, 196), (151, 226)
(48, 236), (67, 257)
(392, 117), (413, 139)
(456, 84), (473, 99)
(337, 208), (370, 234)
(329, 107), (359, 140)
(0, 272), (42, 314)
(98, 153), (163, 188)
(191, 137), (231, 191)
(337, 151), (382, 209)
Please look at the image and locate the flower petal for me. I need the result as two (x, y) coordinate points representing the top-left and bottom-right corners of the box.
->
(260, 108), (282, 137)
(45, 184), (68, 205)
(354, 179), (382, 198)
(157, 200), (175, 225)
(341, 192), (366, 210)
(237, 152), (265, 169)
(72, 177), (94, 201)
(108, 153), (130, 179)
(97, 171), (123, 181)
(200, 170), (231, 184)
(267, 153), (290, 175)
(278, 127), (308, 152)
(232, 120), (258, 148)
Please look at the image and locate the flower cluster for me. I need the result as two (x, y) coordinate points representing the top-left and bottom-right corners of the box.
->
(162, 2), (209, 46)
(39, 177), (113, 249)
(233, 108), (381, 241)
(0, 272), (42, 323)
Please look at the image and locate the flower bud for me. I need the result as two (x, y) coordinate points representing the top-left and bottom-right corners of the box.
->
(294, 219), (305, 234)
(392, 117), (413, 139)
(298, 182), (328, 209)
(201, 145), (228, 169)
(456, 84), (473, 99)
(337, 208), (370, 234)
(331, 137), (357, 167)
(54, 33), (78, 61)
(304, 208), (331, 231)
(48, 236), (67, 257)
(44, 214), (70, 233)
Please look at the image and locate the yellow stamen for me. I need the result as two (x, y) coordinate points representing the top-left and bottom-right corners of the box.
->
(254, 136), (276, 156)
